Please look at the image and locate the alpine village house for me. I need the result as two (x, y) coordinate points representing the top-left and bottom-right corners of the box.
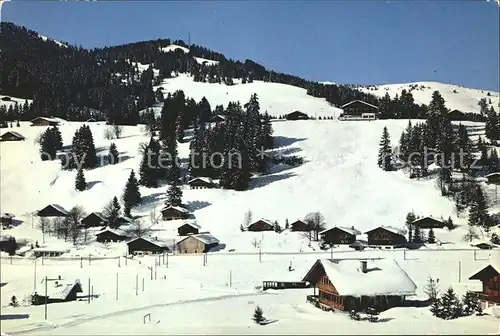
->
(339, 100), (378, 121)
(320, 226), (361, 245)
(469, 261), (500, 308)
(176, 232), (220, 254)
(303, 258), (417, 312)
(0, 131), (25, 142)
(364, 226), (407, 247)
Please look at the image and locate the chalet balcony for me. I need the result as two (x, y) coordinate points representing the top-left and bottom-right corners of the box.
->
(475, 292), (500, 304)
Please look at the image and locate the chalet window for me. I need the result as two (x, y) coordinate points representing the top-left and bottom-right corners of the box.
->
(488, 279), (500, 290)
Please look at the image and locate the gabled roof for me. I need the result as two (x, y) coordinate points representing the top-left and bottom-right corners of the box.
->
(412, 216), (445, 224)
(116, 215), (133, 223)
(249, 219), (274, 227)
(211, 114), (226, 120)
(30, 117), (59, 123)
(1, 131), (25, 139)
(188, 177), (214, 184)
(341, 100), (379, 110)
(178, 222), (201, 229)
(38, 280), (83, 299)
(485, 172), (500, 178)
(1, 213), (15, 219)
(365, 226), (406, 236)
(469, 262), (500, 280)
(127, 236), (171, 248)
(83, 212), (108, 222)
(96, 226), (129, 237)
(302, 258), (416, 297)
(161, 205), (190, 214)
(320, 226), (361, 236)
(177, 232), (219, 245)
(38, 204), (70, 217)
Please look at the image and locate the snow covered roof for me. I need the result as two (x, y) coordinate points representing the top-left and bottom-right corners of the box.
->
(38, 204), (70, 217)
(320, 226), (361, 236)
(188, 177), (214, 184)
(32, 247), (69, 253)
(0, 235), (14, 242)
(30, 117), (60, 123)
(413, 216), (444, 223)
(87, 212), (107, 221)
(252, 219), (274, 226)
(161, 205), (190, 214)
(485, 172), (500, 178)
(1, 131), (25, 139)
(127, 236), (172, 248)
(341, 100), (379, 110)
(178, 232), (219, 245)
(303, 258), (417, 297)
(38, 280), (82, 299)
(178, 222), (201, 229)
(96, 227), (129, 237)
(365, 226), (406, 236)
(159, 44), (189, 53)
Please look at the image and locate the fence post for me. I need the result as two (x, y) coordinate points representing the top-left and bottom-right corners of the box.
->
(458, 260), (461, 283)
(80, 257), (83, 268)
(88, 254), (91, 266)
(118, 256), (121, 267)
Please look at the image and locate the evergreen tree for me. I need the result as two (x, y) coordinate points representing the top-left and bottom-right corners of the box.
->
(426, 91), (448, 149)
(487, 148), (499, 173)
(252, 306), (265, 324)
(485, 107), (499, 141)
(468, 185), (490, 229)
(109, 142), (119, 165)
(405, 211), (416, 242)
(51, 125), (63, 150)
(75, 168), (86, 191)
(39, 127), (58, 161)
(123, 170), (141, 216)
(428, 228), (436, 243)
(430, 298), (444, 318)
(138, 141), (158, 188)
(440, 287), (462, 319)
(108, 196), (122, 228)
(378, 126), (392, 170)
(285, 218), (289, 230)
(413, 225), (422, 244)
(462, 291), (480, 316)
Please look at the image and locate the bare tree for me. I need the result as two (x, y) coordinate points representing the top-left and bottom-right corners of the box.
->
(150, 209), (159, 226)
(104, 126), (115, 140)
(423, 276), (440, 302)
(126, 218), (152, 238)
(38, 217), (50, 235)
(304, 212), (326, 241)
(68, 206), (87, 245)
(462, 225), (480, 242)
(241, 209), (252, 231)
(113, 124), (124, 139)
(252, 238), (261, 249)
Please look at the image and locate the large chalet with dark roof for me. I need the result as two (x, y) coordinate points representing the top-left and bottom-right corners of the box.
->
(320, 226), (361, 245)
(339, 100), (378, 121)
(161, 205), (190, 221)
(0, 131), (25, 142)
(285, 111), (309, 120)
(31, 279), (83, 305)
(247, 219), (274, 232)
(127, 237), (170, 255)
(81, 212), (108, 228)
(37, 204), (70, 217)
(95, 227), (130, 243)
(290, 220), (311, 232)
(469, 261), (500, 308)
(30, 117), (60, 127)
(411, 216), (447, 229)
(365, 226), (406, 246)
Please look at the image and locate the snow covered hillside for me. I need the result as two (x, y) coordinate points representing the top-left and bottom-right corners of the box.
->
(0, 95), (32, 109)
(356, 82), (499, 114)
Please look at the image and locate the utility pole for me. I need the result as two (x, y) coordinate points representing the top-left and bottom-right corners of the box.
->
(259, 248), (262, 263)
(166, 252), (169, 268)
(88, 278), (91, 303)
(44, 276), (48, 319)
(33, 258), (37, 292)
(136, 274), (138, 296)
(458, 260), (461, 283)
(229, 270), (232, 287)
(142, 278), (144, 292)
(116, 273), (118, 300)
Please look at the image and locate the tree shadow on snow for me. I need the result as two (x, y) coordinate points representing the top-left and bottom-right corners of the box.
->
(209, 243), (226, 252)
(267, 146), (302, 157)
(249, 172), (296, 190)
(139, 192), (166, 207)
(86, 181), (103, 189)
(0, 314), (30, 320)
(273, 136), (307, 148)
(185, 200), (211, 212)
(404, 299), (432, 308)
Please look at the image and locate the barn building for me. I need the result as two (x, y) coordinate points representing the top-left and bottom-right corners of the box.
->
(188, 177), (216, 189)
(411, 216), (447, 229)
(468, 261), (500, 308)
(161, 206), (190, 221)
(31, 279), (83, 305)
(320, 226), (361, 245)
(81, 212), (108, 228)
(485, 172), (500, 184)
(0, 131), (25, 142)
(303, 258), (416, 312)
(290, 220), (310, 232)
(364, 226), (407, 247)
(247, 219), (274, 232)
(95, 227), (130, 243)
(176, 232), (220, 254)
(339, 100), (378, 121)
(30, 117), (60, 127)
(446, 110), (467, 121)
(177, 222), (201, 236)
(285, 111), (309, 120)
(114, 215), (133, 227)
(37, 204), (70, 217)
(127, 237), (170, 255)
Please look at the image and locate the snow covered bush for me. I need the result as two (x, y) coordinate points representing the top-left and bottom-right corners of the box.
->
(431, 287), (463, 320)
(462, 291), (481, 316)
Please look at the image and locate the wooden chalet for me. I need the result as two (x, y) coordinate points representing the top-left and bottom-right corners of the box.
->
(303, 258), (416, 312)
(30, 117), (60, 127)
(32, 248), (69, 258)
(485, 172), (500, 184)
(0, 131), (25, 142)
(469, 261), (500, 308)
(290, 220), (311, 232)
(247, 219), (274, 232)
(95, 227), (130, 243)
(161, 205), (190, 221)
(364, 226), (407, 246)
(114, 215), (133, 227)
(210, 115), (226, 123)
(188, 177), (216, 189)
(178, 222), (201, 236)
(411, 216), (447, 229)
(339, 100), (378, 121)
(285, 111), (309, 120)
(446, 109), (466, 121)
(81, 212), (108, 228)
(31, 280), (83, 305)
(127, 237), (170, 255)
(176, 232), (220, 254)
(320, 226), (361, 245)
(37, 204), (70, 217)
(0, 235), (17, 255)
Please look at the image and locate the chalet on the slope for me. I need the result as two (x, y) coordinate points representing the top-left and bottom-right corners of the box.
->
(161, 205), (190, 221)
(32, 248), (69, 258)
(95, 227), (130, 243)
(247, 219), (274, 232)
(210, 115), (226, 123)
(446, 109), (466, 121)
(485, 172), (500, 184)
(30, 117), (60, 127)
(188, 177), (216, 189)
(31, 279), (83, 305)
(290, 220), (311, 232)
(364, 226), (406, 246)
(0, 131), (25, 142)
(320, 226), (361, 245)
(37, 204), (70, 217)
(81, 212), (108, 228)
(176, 232), (219, 254)
(285, 111), (309, 120)
(127, 237), (170, 255)
(178, 222), (201, 236)
(339, 100), (378, 121)
(115, 215), (133, 227)
(1, 213), (15, 226)
(411, 216), (447, 229)
(469, 261), (500, 308)
(303, 258), (416, 312)
(0, 235), (17, 255)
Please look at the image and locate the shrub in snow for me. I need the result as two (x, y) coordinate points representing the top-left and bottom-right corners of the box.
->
(430, 298), (444, 318)
(439, 287), (462, 320)
(462, 291), (481, 316)
(252, 306), (265, 324)
(423, 276), (440, 301)
(427, 228), (436, 243)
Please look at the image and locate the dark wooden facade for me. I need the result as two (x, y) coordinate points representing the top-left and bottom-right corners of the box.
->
(161, 207), (190, 221)
(365, 227), (406, 246)
(81, 212), (108, 228)
(321, 227), (358, 245)
(96, 230), (129, 243)
(247, 220), (274, 232)
(37, 204), (70, 217)
(469, 264), (500, 306)
(178, 223), (200, 236)
(412, 217), (447, 229)
(341, 100), (378, 117)
(446, 110), (466, 121)
(286, 111), (309, 120)
(30, 117), (59, 127)
(31, 283), (83, 305)
(0, 131), (25, 141)
(188, 178), (216, 189)
(486, 173), (500, 184)
(127, 237), (169, 255)
(290, 220), (310, 232)
(263, 281), (308, 290)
